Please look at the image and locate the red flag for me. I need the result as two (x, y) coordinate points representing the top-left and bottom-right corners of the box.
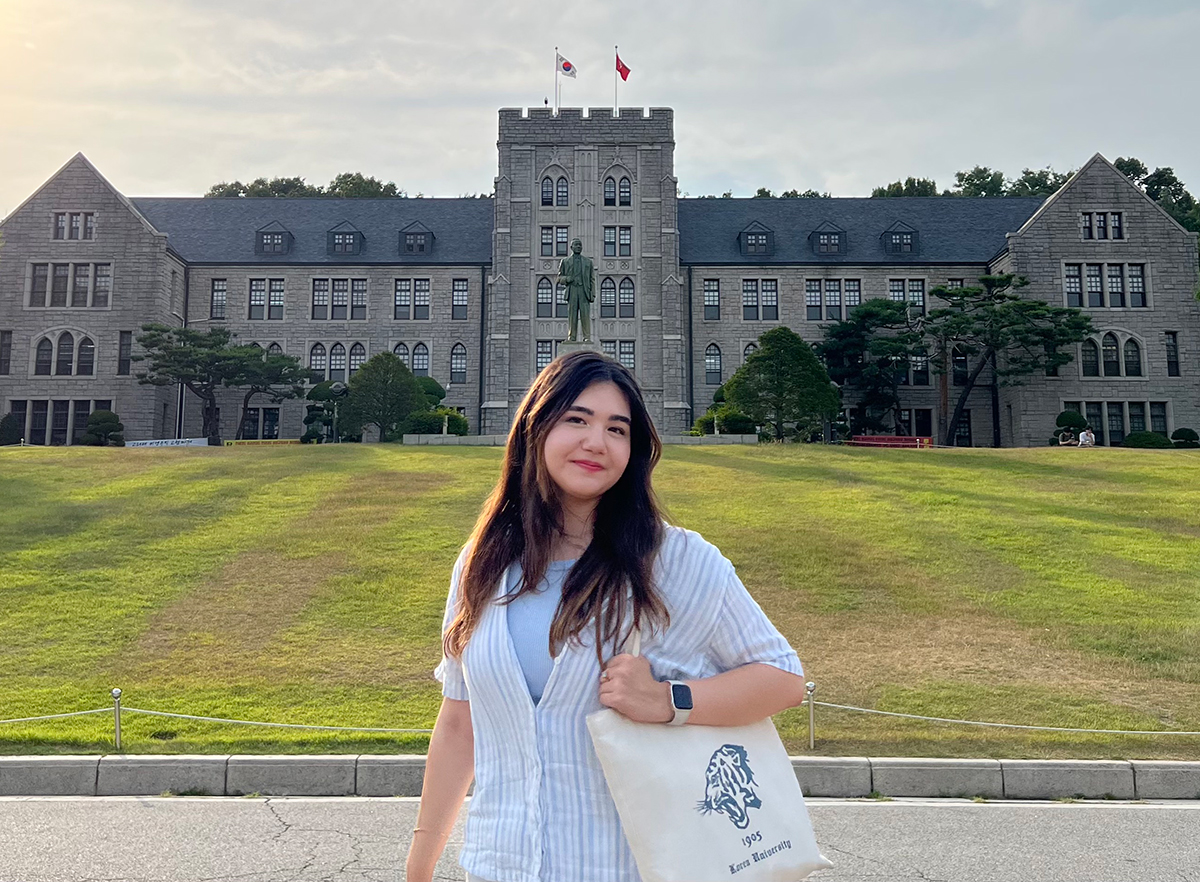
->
(616, 53), (631, 82)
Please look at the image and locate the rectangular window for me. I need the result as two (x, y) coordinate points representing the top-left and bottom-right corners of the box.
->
(1107, 265), (1125, 308)
(888, 232), (914, 253)
(1107, 401), (1125, 445)
(954, 409), (972, 447)
(825, 280), (842, 321)
(618, 227), (632, 257)
(248, 279), (266, 320)
(911, 356), (930, 386)
(10, 400), (27, 439)
(742, 280), (759, 320)
(1150, 402), (1168, 435)
(947, 278), (964, 289)
(1164, 331), (1180, 377)
(331, 279), (349, 320)
(393, 279), (410, 320)
(1086, 264), (1104, 307)
(805, 280), (822, 321)
(889, 279), (906, 302)
(556, 226), (569, 256)
(261, 232), (285, 253)
(1081, 212), (1094, 240)
(268, 279), (285, 320)
(333, 232), (355, 253)
(118, 331), (132, 376)
(703, 279), (720, 321)
(601, 340), (617, 359)
(1064, 264), (1082, 307)
(1085, 402), (1105, 445)
(414, 279), (431, 320)
(845, 279), (861, 309)
(241, 407), (261, 441)
(618, 280), (635, 318)
(31, 264), (49, 307)
(84, 213), (96, 240)
(908, 279), (925, 313)
(312, 279), (329, 320)
(1095, 212), (1108, 240)
(92, 264), (111, 308)
(29, 400), (48, 446)
(541, 227), (554, 257)
(51, 400), (70, 446)
(1110, 212), (1124, 240)
(72, 400), (92, 445)
(604, 227), (616, 257)
(0, 330), (11, 375)
(536, 340), (554, 373)
(817, 232), (841, 254)
(915, 408), (933, 437)
(1128, 264), (1146, 307)
(54, 213), (67, 240)
(210, 279), (227, 319)
(262, 407), (280, 440)
(745, 232), (768, 254)
(403, 233), (428, 253)
(1128, 402), (1147, 434)
(555, 282), (568, 319)
(452, 279), (469, 320)
(71, 264), (90, 307)
(350, 279), (367, 321)
(761, 279), (778, 321)
(69, 213), (82, 240)
(898, 409), (912, 436)
(51, 264), (69, 307)
(618, 340), (636, 372)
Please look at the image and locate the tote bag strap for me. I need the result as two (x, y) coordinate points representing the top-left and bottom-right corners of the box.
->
(626, 626), (641, 657)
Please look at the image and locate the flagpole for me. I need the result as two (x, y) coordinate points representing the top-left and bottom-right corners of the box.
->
(554, 46), (559, 115)
(614, 45), (618, 112)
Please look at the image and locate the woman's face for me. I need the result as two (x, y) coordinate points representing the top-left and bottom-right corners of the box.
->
(541, 380), (633, 509)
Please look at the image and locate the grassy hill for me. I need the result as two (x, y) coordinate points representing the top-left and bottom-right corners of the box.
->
(2, 443), (1198, 759)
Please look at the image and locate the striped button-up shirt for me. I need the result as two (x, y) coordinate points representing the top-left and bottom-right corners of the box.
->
(435, 525), (804, 882)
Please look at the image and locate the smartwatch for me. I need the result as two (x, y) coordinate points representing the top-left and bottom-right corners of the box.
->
(667, 680), (693, 726)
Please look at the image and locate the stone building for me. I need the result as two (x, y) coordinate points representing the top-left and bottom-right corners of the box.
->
(1, 108), (1196, 446)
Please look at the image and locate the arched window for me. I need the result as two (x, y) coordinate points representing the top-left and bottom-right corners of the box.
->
(541, 177), (553, 206)
(1102, 332), (1120, 376)
(393, 342), (409, 368)
(705, 344), (722, 385)
(600, 278), (617, 318)
(619, 278), (635, 318)
(1081, 339), (1099, 377)
(555, 281), (568, 318)
(604, 177), (616, 206)
(349, 342), (366, 376)
(267, 342), (283, 356)
(1123, 338), (1142, 377)
(309, 343), (327, 379)
(77, 337), (95, 376)
(451, 343), (467, 384)
(556, 176), (569, 207)
(249, 342), (262, 349)
(329, 343), (347, 382)
(537, 277), (554, 318)
(619, 176), (632, 206)
(412, 342), (430, 377)
(35, 339), (53, 375)
(56, 332), (74, 376)
(744, 342), (758, 361)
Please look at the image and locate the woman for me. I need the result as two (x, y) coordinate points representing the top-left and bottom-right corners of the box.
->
(406, 351), (807, 882)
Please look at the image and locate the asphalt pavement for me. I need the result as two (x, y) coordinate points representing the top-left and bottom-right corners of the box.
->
(1, 796), (1197, 882)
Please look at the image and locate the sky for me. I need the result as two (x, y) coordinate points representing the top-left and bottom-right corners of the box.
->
(2, 0), (1198, 215)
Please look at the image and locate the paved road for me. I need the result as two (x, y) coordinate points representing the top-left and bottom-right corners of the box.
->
(1, 797), (1198, 882)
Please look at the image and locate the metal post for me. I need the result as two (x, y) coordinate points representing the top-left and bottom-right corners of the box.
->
(112, 688), (122, 751)
(806, 682), (816, 750)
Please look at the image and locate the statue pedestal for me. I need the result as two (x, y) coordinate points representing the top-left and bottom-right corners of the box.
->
(558, 339), (603, 356)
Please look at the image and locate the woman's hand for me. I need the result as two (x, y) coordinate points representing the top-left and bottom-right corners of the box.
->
(599, 654), (673, 723)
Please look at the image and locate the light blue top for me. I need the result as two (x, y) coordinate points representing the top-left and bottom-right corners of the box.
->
(504, 558), (575, 704)
(435, 525), (804, 882)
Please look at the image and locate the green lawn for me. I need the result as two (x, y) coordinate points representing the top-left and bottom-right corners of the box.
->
(2, 443), (1199, 759)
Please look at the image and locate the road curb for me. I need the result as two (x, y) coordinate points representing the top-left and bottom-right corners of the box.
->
(2, 755), (1199, 799)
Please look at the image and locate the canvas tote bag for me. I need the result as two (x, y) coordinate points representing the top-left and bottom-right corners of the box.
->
(586, 632), (832, 882)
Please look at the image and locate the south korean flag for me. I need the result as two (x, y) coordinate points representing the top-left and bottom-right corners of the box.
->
(556, 52), (577, 78)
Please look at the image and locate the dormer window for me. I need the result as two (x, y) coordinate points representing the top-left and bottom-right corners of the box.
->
(333, 233), (354, 252)
(738, 224), (774, 257)
(327, 227), (363, 255)
(810, 225), (845, 255)
(746, 233), (768, 253)
(882, 225), (920, 255)
(405, 233), (429, 253)
(255, 228), (293, 254)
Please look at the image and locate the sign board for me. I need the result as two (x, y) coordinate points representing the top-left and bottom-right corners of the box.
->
(223, 439), (300, 446)
(126, 437), (209, 449)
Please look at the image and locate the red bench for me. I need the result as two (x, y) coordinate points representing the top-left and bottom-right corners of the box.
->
(850, 435), (932, 448)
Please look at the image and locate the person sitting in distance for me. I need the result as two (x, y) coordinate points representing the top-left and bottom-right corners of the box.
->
(1058, 430), (1077, 446)
(1077, 427), (1096, 448)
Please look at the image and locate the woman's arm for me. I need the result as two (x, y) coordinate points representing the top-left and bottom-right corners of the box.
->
(405, 697), (474, 882)
(600, 655), (807, 727)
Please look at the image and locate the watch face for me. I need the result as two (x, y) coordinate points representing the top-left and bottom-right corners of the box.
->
(671, 683), (694, 711)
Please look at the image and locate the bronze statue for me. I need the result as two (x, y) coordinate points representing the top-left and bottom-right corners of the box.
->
(557, 237), (595, 343)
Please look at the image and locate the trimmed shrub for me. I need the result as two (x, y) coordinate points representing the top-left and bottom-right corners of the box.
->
(416, 377), (447, 408)
(1121, 431), (1175, 449)
(713, 403), (757, 435)
(0, 412), (21, 446)
(80, 410), (125, 447)
(692, 413), (715, 435)
(1056, 410), (1089, 430)
(401, 407), (469, 437)
(1172, 427), (1200, 449)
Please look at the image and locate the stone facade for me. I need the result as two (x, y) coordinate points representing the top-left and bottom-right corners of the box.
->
(2, 119), (1197, 448)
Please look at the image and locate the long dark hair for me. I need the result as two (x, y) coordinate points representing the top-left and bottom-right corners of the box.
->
(444, 350), (669, 661)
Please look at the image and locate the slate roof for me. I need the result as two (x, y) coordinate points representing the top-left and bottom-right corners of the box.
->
(129, 197), (494, 265)
(677, 197), (1045, 265)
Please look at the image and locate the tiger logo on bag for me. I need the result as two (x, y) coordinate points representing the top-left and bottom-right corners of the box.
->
(697, 743), (762, 829)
